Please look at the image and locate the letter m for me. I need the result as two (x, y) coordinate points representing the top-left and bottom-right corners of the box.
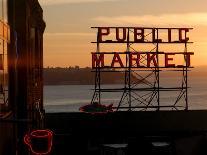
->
(92, 53), (104, 68)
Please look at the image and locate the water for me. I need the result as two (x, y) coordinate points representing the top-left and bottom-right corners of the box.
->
(44, 85), (122, 112)
(44, 76), (207, 112)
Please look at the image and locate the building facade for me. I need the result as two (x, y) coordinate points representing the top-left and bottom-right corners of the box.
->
(0, 0), (45, 154)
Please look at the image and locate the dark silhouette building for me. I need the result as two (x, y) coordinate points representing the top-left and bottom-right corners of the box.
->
(0, 0), (45, 154)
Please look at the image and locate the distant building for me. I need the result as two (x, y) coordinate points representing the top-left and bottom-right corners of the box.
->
(0, 0), (45, 154)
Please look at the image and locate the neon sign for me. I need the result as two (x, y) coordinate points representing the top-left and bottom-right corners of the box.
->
(24, 129), (53, 155)
(92, 52), (194, 68)
(89, 26), (193, 111)
(92, 27), (192, 43)
(79, 103), (113, 115)
(91, 27), (194, 69)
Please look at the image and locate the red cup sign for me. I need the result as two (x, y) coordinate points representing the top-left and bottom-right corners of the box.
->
(24, 129), (53, 155)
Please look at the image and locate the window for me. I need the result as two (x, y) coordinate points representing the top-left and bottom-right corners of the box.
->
(0, 37), (8, 107)
(0, 0), (9, 112)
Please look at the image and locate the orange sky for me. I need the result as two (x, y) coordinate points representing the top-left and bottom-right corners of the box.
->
(39, 0), (207, 67)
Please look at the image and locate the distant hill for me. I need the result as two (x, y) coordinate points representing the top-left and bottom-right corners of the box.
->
(43, 66), (207, 85)
(43, 67), (125, 85)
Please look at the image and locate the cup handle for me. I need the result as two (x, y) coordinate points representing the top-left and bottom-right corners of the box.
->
(24, 134), (31, 146)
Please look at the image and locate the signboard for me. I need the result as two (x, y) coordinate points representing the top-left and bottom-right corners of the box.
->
(90, 26), (193, 111)
(92, 52), (194, 68)
(91, 27), (194, 69)
(92, 27), (192, 43)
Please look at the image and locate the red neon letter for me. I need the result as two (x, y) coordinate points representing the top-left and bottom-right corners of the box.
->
(147, 53), (158, 67)
(98, 27), (110, 42)
(168, 29), (171, 42)
(179, 28), (189, 42)
(134, 28), (144, 42)
(92, 53), (105, 68)
(185, 52), (194, 67)
(129, 53), (141, 67)
(152, 28), (162, 43)
(116, 28), (126, 42)
(165, 53), (175, 67)
(111, 53), (124, 67)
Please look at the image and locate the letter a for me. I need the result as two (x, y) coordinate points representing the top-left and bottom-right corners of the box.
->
(111, 53), (124, 68)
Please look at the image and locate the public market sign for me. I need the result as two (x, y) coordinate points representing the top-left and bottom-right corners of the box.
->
(91, 27), (194, 69)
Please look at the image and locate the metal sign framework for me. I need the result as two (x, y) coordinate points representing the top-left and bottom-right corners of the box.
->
(91, 27), (193, 111)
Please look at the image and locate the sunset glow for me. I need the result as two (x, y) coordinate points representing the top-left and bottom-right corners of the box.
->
(39, 0), (207, 67)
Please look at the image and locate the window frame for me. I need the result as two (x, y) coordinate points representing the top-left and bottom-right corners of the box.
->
(0, 0), (10, 114)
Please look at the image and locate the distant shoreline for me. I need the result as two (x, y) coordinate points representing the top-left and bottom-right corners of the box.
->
(43, 67), (207, 85)
(43, 83), (123, 86)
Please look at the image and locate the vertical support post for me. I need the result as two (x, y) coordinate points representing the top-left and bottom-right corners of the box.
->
(97, 31), (101, 105)
(117, 28), (131, 111)
(156, 28), (160, 111)
(127, 28), (131, 111)
(185, 31), (188, 110)
(91, 30), (101, 105)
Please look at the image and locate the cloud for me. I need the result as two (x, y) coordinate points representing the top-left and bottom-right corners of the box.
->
(39, 0), (118, 5)
(93, 13), (207, 27)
